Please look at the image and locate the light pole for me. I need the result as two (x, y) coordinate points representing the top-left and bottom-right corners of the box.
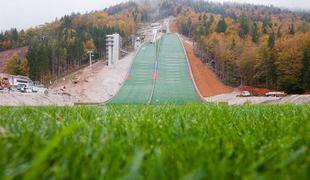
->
(88, 50), (94, 67)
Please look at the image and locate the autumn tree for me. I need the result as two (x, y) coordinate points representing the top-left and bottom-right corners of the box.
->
(4, 53), (30, 76)
(83, 39), (96, 57)
(240, 46), (257, 85)
(275, 37), (304, 93)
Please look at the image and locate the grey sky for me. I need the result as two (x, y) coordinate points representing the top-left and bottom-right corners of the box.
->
(213, 0), (310, 10)
(0, 0), (123, 31)
(0, 0), (309, 31)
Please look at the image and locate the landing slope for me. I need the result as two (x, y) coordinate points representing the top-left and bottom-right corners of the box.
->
(110, 43), (156, 104)
(151, 34), (200, 104)
(171, 20), (233, 97)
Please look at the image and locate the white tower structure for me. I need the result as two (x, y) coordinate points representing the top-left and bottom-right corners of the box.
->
(106, 33), (122, 66)
(112, 34), (120, 62)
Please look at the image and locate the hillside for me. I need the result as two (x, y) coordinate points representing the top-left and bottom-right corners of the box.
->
(0, 2), (141, 83)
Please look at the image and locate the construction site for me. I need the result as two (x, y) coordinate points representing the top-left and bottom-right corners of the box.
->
(1, 18), (310, 106)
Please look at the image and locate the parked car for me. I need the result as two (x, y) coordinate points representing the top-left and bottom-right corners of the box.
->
(237, 91), (252, 97)
(32, 84), (48, 94)
(17, 84), (27, 93)
(265, 92), (286, 97)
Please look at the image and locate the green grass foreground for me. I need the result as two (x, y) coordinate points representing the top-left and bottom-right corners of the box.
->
(0, 104), (309, 179)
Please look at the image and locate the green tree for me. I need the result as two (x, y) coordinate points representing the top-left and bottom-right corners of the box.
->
(216, 17), (227, 33)
(239, 16), (250, 38)
(262, 16), (271, 34)
(268, 32), (276, 48)
(254, 45), (277, 88)
(186, 17), (192, 36)
(224, 49), (240, 86)
(252, 22), (259, 43)
(302, 37), (310, 90)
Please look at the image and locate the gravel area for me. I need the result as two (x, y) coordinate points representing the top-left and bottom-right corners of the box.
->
(51, 52), (135, 104)
(0, 92), (75, 106)
(205, 91), (310, 105)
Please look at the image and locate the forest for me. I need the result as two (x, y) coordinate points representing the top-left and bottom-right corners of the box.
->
(172, 0), (310, 93)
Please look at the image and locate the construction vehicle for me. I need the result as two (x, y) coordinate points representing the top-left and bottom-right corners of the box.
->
(0, 77), (11, 90)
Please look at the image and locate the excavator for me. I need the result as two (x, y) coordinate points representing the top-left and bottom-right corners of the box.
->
(0, 77), (11, 90)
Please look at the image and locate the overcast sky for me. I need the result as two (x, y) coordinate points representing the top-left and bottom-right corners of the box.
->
(0, 0), (309, 31)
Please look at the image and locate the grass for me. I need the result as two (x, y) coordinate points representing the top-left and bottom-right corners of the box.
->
(0, 104), (309, 179)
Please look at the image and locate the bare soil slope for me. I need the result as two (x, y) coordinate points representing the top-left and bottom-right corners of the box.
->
(183, 41), (233, 97)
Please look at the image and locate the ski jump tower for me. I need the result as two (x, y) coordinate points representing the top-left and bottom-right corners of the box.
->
(106, 33), (122, 66)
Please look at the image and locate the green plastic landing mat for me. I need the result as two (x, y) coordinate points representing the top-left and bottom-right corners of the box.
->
(110, 43), (156, 104)
(151, 34), (200, 104)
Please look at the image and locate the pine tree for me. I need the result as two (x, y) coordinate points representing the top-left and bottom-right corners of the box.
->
(11, 28), (19, 42)
(302, 38), (310, 90)
(239, 16), (250, 38)
(216, 17), (227, 33)
(262, 16), (271, 34)
(0, 32), (4, 41)
(186, 17), (192, 36)
(252, 22), (259, 43)
(256, 45), (277, 88)
(268, 32), (275, 48)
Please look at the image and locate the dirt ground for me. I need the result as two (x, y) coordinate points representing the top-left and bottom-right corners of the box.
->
(0, 92), (75, 106)
(0, 52), (135, 106)
(50, 52), (135, 103)
(183, 40), (233, 97)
